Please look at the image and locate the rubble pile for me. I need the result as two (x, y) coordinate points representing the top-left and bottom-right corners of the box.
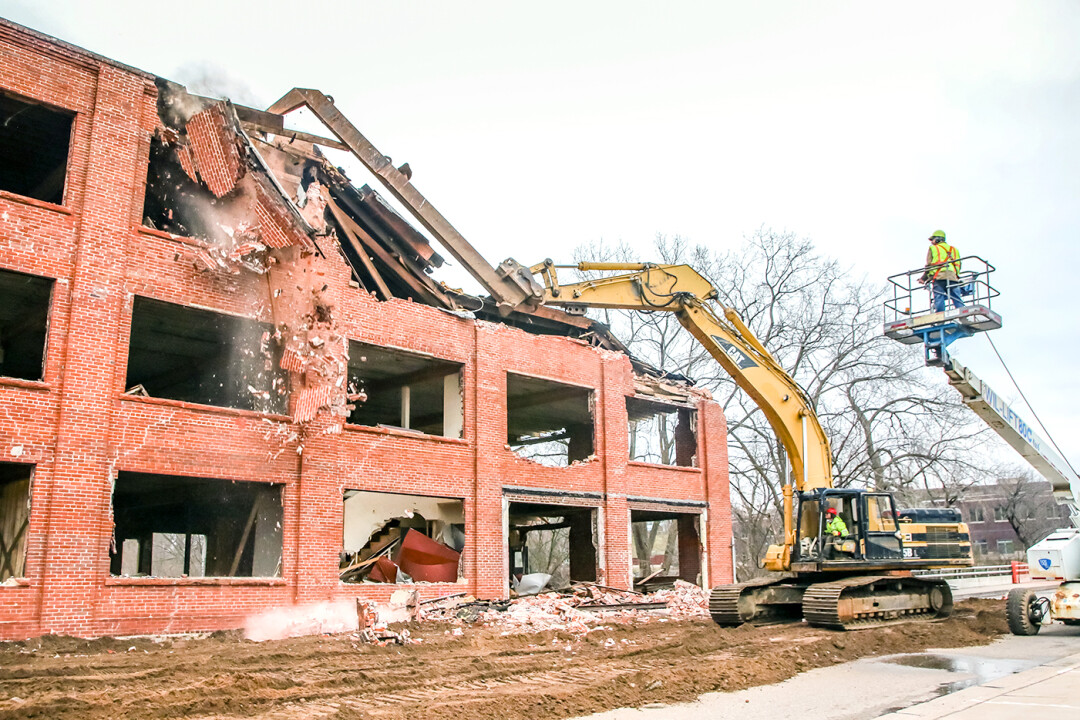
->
(418, 580), (709, 636)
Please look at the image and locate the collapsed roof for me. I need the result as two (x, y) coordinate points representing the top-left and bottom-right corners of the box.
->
(142, 81), (701, 423)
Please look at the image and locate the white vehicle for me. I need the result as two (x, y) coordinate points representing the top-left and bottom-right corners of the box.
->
(1007, 529), (1080, 634)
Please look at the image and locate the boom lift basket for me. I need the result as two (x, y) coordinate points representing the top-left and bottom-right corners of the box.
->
(883, 256), (1001, 366)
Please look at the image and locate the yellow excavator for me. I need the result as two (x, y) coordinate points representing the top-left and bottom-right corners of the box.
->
(270, 90), (971, 629)
(531, 260), (973, 629)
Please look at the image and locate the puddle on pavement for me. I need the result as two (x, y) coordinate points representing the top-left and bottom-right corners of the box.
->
(884, 653), (1037, 698)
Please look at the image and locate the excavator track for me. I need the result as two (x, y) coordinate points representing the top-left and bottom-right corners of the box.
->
(802, 575), (953, 630)
(709, 577), (805, 626)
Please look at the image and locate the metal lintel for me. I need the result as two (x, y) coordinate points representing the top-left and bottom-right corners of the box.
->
(626, 496), (707, 509)
(503, 486), (604, 501)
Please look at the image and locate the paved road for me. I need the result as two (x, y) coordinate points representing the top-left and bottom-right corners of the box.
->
(878, 647), (1080, 719)
(572, 623), (1080, 720)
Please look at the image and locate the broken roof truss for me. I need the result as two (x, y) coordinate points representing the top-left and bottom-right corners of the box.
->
(144, 82), (703, 425)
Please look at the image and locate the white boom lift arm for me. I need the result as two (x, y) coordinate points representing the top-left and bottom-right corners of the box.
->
(945, 358), (1080, 523)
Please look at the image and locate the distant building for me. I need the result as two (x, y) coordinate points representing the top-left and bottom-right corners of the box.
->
(955, 480), (1070, 559)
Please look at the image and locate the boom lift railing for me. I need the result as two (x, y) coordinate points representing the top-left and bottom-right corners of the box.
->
(883, 255), (1001, 367)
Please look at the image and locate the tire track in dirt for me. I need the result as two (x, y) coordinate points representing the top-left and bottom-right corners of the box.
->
(0, 601), (1009, 720)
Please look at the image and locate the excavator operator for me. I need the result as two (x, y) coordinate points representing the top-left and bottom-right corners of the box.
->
(825, 508), (849, 558)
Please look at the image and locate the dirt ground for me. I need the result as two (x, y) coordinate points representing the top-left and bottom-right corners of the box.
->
(0, 600), (1007, 720)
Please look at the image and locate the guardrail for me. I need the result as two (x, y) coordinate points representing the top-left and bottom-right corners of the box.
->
(914, 562), (1030, 583)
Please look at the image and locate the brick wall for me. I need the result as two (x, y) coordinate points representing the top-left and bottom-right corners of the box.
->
(0, 19), (733, 640)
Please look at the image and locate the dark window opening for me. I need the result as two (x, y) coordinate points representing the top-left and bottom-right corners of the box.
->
(508, 501), (597, 592)
(142, 135), (223, 238)
(347, 341), (463, 437)
(0, 92), (73, 205)
(125, 297), (287, 413)
(340, 490), (464, 583)
(0, 268), (53, 382)
(507, 374), (594, 467)
(110, 472), (282, 578)
(631, 509), (702, 589)
(0, 463), (32, 581)
(627, 397), (696, 467)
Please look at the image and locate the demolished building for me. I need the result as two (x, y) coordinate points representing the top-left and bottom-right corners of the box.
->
(0, 18), (733, 639)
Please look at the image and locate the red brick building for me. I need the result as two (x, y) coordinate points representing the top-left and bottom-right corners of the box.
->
(0, 18), (732, 640)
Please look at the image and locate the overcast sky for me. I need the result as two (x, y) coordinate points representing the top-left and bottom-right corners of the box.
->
(4, 1), (1079, 473)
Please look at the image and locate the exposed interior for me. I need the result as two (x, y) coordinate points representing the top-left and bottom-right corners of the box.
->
(506, 373), (594, 466)
(347, 341), (463, 437)
(0, 462), (31, 581)
(629, 509), (702, 588)
(340, 490), (465, 583)
(0, 267), (52, 382)
(508, 501), (598, 591)
(110, 472), (283, 578)
(142, 135), (220, 237)
(125, 296), (287, 414)
(0, 91), (72, 205)
(626, 396), (697, 467)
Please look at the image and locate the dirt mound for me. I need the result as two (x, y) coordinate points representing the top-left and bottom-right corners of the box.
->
(0, 599), (1007, 720)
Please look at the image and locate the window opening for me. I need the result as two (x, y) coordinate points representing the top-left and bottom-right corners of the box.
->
(508, 501), (597, 592)
(626, 397), (696, 467)
(125, 297), (287, 413)
(0, 92), (73, 205)
(340, 490), (464, 583)
(630, 509), (702, 588)
(0, 268), (53, 382)
(347, 341), (463, 438)
(797, 495), (860, 561)
(0, 463), (32, 581)
(110, 472), (282, 578)
(506, 374), (594, 467)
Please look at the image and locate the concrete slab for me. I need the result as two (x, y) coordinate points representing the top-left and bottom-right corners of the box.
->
(877, 655), (1080, 719)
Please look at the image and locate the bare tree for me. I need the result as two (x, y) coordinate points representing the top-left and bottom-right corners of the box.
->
(996, 471), (1064, 549)
(524, 524), (570, 587)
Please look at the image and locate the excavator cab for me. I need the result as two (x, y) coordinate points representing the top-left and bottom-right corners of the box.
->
(794, 489), (903, 568)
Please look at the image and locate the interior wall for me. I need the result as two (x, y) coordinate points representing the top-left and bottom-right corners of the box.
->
(443, 373), (464, 438)
(342, 490), (465, 553)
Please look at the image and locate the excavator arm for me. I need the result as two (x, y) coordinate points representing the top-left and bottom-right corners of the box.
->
(532, 261), (835, 569)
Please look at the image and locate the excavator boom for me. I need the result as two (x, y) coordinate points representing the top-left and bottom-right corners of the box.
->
(536, 261), (835, 496)
(946, 358), (1080, 518)
(534, 260), (969, 629)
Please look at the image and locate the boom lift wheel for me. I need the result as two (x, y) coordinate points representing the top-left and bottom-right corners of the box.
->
(1006, 588), (1047, 636)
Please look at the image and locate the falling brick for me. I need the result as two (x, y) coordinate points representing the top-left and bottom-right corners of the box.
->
(184, 104), (245, 197)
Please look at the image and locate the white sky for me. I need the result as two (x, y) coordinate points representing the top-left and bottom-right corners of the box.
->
(4, 1), (1079, 472)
